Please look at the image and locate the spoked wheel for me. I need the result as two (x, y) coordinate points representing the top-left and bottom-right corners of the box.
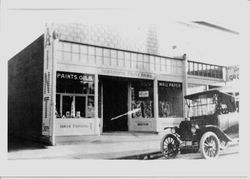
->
(200, 132), (220, 159)
(161, 134), (180, 159)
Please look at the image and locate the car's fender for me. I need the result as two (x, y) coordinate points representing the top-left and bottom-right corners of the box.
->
(198, 125), (232, 143)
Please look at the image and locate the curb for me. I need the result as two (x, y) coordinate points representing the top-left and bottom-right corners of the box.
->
(113, 151), (162, 160)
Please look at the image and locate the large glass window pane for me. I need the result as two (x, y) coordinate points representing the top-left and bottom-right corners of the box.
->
(56, 71), (95, 119)
(158, 81), (183, 117)
(62, 96), (74, 118)
(86, 96), (95, 118)
(131, 80), (154, 118)
(75, 96), (86, 118)
(56, 71), (94, 94)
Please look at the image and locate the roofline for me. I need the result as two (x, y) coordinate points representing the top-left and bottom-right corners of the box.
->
(8, 35), (44, 62)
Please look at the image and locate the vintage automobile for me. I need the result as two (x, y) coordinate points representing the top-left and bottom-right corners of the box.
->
(160, 87), (239, 159)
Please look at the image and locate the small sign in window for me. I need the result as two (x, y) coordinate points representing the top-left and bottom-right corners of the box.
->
(138, 91), (149, 98)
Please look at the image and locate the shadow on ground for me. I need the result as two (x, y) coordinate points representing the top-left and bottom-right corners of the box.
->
(8, 139), (48, 152)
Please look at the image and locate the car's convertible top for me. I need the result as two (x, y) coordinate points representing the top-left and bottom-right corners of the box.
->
(184, 87), (236, 100)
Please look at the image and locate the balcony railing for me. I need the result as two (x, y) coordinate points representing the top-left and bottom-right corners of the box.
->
(187, 60), (225, 79)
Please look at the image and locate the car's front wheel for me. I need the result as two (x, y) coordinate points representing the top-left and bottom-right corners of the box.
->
(200, 131), (220, 159)
(161, 134), (180, 159)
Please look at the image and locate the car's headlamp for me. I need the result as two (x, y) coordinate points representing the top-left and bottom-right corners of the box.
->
(171, 127), (176, 134)
(191, 126), (196, 134)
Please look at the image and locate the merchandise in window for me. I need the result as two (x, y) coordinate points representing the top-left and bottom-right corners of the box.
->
(56, 71), (95, 119)
(158, 81), (183, 118)
(131, 80), (154, 118)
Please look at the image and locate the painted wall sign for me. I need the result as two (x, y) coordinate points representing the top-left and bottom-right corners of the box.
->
(227, 65), (239, 81)
(42, 26), (55, 137)
(55, 119), (94, 136)
(158, 81), (182, 88)
(59, 123), (90, 129)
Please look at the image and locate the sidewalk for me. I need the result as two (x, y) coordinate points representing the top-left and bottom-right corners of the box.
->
(8, 132), (239, 160)
(8, 132), (165, 160)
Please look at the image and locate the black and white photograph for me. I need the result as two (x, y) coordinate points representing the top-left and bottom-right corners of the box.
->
(1, 0), (250, 178)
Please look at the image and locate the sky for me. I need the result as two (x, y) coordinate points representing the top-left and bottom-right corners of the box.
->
(1, 0), (249, 66)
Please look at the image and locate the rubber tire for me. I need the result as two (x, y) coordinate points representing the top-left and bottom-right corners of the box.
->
(160, 134), (180, 159)
(200, 131), (220, 159)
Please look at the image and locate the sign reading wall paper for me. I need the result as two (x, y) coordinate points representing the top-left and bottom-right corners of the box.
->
(42, 26), (55, 137)
(158, 81), (182, 88)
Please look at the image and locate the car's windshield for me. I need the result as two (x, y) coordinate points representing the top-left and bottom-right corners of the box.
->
(186, 94), (217, 117)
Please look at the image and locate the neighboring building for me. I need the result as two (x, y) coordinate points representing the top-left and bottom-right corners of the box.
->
(8, 23), (226, 145)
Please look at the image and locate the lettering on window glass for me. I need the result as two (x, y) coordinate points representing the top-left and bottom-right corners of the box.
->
(55, 71), (95, 119)
(158, 81), (183, 118)
(131, 80), (154, 118)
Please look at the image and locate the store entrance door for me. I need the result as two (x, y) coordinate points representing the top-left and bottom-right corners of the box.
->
(102, 77), (128, 132)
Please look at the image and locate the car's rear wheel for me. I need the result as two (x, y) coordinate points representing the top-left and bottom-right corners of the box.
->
(161, 134), (180, 159)
(200, 132), (220, 159)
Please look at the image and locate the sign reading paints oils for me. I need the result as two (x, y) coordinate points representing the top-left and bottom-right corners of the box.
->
(57, 72), (94, 82)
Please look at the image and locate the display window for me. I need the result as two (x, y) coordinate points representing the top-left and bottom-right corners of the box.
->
(158, 81), (183, 118)
(56, 71), (95, 118)
(131, 80), (154, 118)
